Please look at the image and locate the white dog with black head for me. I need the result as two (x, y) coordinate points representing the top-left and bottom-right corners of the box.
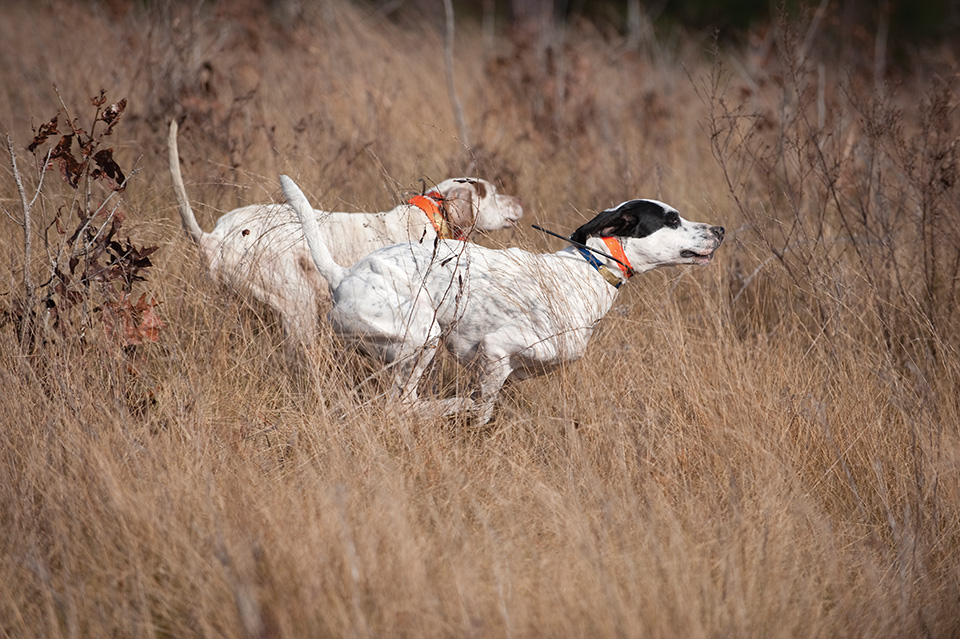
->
(281, 175), (723, 425)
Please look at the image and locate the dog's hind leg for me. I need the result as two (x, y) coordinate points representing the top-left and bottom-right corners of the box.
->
(281, 306), (317, 351)
(382, 336), (472, 420)
(379, 300), (474, 420)
(397, 354), (475, 420)
(273, 291), (323, 396)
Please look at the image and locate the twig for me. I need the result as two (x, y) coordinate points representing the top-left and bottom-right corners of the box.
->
(72, 159), (141, 257)
(82, 161), (143, 253)
(29, 147), (53, 209)
(7, 133), (35, 347)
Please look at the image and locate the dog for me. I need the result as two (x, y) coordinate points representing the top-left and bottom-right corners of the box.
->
(168, 120), (523, 348)
(281, 174), (724, 425)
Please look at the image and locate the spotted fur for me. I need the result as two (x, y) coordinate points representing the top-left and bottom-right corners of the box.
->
(282, 175), (723, 425)
(169, 120), (523, 349)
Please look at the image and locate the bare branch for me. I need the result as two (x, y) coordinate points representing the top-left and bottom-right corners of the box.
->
(28, 147), (53, 208)
(7, 133), (35, 346)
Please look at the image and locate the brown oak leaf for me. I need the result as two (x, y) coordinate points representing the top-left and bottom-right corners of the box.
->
(27, 114), (60, 152)
(92, 148), (126, 191)
(104, 293), (165, 346)
(49, 135), (83, 188)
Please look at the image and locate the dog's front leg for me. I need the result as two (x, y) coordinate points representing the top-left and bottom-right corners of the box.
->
(473, 345), (515, 426)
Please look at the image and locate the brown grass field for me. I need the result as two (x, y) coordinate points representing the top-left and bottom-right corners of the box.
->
(1, 1), (959, 636)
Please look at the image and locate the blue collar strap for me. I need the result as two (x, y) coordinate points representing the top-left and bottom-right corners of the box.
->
(577, 247), (623, 288)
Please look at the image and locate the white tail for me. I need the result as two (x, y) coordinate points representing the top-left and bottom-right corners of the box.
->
(280, 175), (347, 290)
(167, 119), (205, 246)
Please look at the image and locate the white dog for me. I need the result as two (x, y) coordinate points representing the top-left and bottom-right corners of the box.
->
(168, 120), (523, 347)
(281, 175), (724, 425)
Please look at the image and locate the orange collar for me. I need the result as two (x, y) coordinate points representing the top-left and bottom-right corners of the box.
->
(601, 237), (633, 279)
(408, 193), (462, 241)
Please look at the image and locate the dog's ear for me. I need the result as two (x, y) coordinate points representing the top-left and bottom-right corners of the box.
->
(472, 179), (488, 199)
(570, 200), (678, 244)
(443, 185), (476, 231)
(569, 207), (641, 244)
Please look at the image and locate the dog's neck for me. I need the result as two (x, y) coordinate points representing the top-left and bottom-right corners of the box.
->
(569, 236), (637, 288)
(552, 243), (622, 303)
(408, 193), (463, 240)
(598, 236), (634, 279)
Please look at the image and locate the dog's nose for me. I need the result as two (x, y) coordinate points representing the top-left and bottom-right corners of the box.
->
(711, 226), (725, 241)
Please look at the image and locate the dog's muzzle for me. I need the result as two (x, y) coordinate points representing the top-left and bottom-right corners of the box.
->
(682, 226), (724, 264)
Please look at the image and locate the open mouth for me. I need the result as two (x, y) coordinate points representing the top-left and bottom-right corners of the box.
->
(681, 249), (714, 263)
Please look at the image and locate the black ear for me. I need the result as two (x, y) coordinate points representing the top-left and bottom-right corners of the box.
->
(569, 200), (674, 244)
(569, 207), (640, 244)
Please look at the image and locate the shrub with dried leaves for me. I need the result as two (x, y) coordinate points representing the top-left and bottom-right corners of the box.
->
(4, 88), (164, 353)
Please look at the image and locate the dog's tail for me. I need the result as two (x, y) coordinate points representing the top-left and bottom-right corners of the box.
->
(280, 174), (347, 290)
(168, 119), (205, 246)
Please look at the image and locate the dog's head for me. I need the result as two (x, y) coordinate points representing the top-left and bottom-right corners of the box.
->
(429, 178), (524, 236)
(570, 199), (724, 273)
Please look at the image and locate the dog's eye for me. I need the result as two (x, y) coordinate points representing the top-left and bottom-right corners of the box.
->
(666, 213), (681, 228)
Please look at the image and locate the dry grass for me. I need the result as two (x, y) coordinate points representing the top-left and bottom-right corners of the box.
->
(1, 1), (958, 637)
